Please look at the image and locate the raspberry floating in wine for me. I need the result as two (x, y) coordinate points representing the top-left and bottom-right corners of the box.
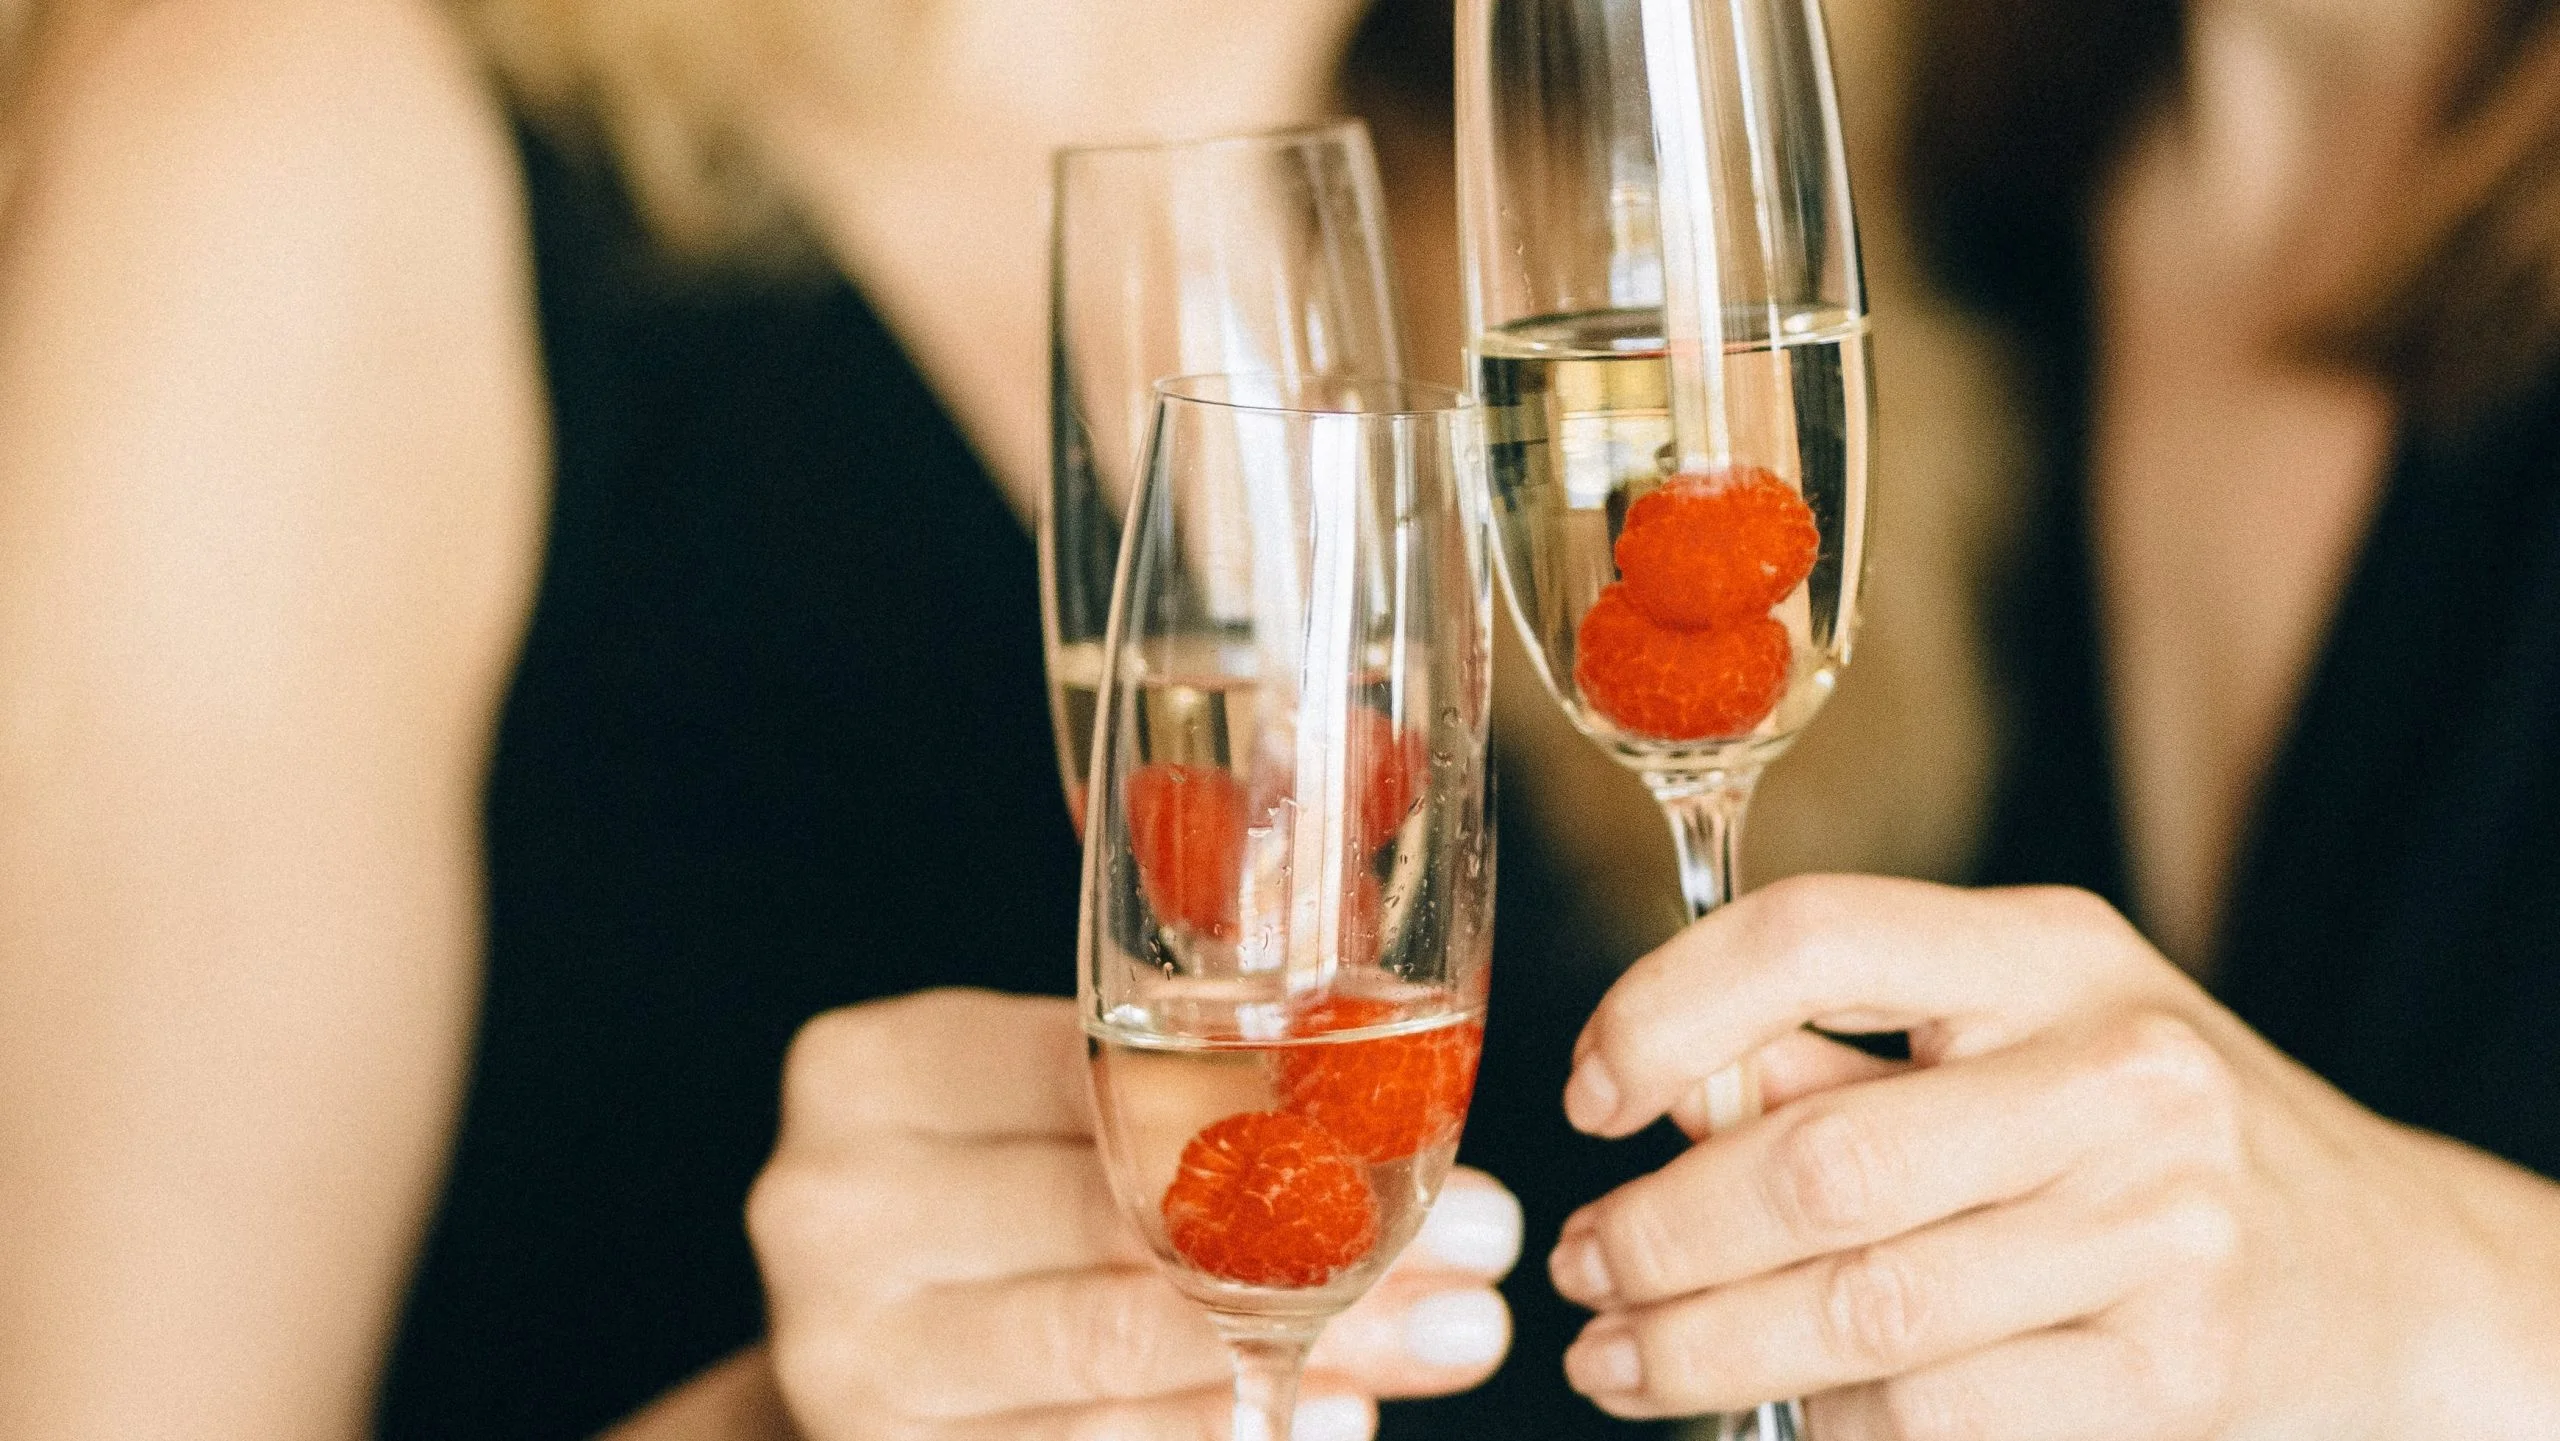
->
(1349, 707), (1427, 855)
(1575, 584), (1791, 739)
(1614, 467), (1818, 627)
(1126, 762), (1249, 939)
(1278, 997), (1485, 1163)
(1569, 466), (1816, 741)
(1162, 1110), (1381, 1287)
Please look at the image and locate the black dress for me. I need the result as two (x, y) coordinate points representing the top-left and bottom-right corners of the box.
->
(1907, 0), (2560, 1172)
(376, 127), (1671, 1441)
(1972, 280), (2560, 1180)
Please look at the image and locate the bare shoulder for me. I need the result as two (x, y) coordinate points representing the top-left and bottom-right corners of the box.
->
(0, 0), (546, 726)
(15, 0), (524, 273)
(18, 0), (519, 227)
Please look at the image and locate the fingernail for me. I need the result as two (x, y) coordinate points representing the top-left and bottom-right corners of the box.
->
(1417, 1186), (1524, 1274)
(1564, 1321), (1642, 1396)
(1403, 1289), (1510, 1369)
(1564, 1057), (1621, 1132)
(1547, 1226), (1615, 1306)
(1291, 1395), (1373, 1441)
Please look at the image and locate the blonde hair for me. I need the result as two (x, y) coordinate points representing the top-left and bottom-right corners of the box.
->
(450, 0), (802, 262)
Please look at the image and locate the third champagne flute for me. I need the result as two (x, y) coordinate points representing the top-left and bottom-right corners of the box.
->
(1081, 376), (1493, 1441)
(1046, 123), (1407, 828)
(1460, 1), (1871, 1436)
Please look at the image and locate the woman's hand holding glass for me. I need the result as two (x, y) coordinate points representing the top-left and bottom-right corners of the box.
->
(747, 990), (1520, 1441)
(1548, 875), (2560, 1438)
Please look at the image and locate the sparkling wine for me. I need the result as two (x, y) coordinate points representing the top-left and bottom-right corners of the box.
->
(1049, 635), (1264, 832)
(1474, 305), (1871, 770)
(1077, 376), (1489, 1441)
(1089, 992), (1482, 1322)
(1050, 639), (1103, 828)
(1078, 635), (1479, 996)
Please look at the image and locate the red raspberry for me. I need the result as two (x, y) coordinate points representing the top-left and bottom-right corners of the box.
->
(1277, 998), (1485, 1163)
(1573, 584), (1791, 740)
(1126, 763), (1247, 939)
(1162, 1110), (1380, 1287)
(1350, 707), (1426, 856)
(1614, 467), (1819, 628)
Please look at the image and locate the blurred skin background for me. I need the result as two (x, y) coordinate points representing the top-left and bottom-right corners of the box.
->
(7, 0), (2559, 1438)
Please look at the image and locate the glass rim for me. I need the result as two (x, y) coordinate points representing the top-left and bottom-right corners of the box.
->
(1152, 372), (1470, 419)
(1052, 116), (1371, 167)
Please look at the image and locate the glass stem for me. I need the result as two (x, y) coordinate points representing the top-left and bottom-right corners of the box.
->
(1221, 1330), (1315, 1441)
(1651, 772), (1757, 921)
(1650, 772), (1764, 1132)
(1656, 772), (1797, 1441)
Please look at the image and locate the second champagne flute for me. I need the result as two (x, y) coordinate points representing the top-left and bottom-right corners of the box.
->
(1460, 0), (1872, 1436)
(1046, 123), (1408, 829)
(1081, 376), (1493, 1441)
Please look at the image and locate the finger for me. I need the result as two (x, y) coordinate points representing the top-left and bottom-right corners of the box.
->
(749, 1134), (1147, 1305)
(1387, 1169), (1524, 1280)
(1560, 1178), (2226, 1416)
(1670, 1028), (1906, 1137)
(1312, 1275), (1510, 1394)
(1554, 1020), (2175, 1307)
(1299, 1174), (1519, 1395)
(779, 989), (1088, 1145)
(1806, 1317), (2225, 1441)
(870, 1268), (1228, 1417)
(1570, 878), (2157, 1137)
(937, 1389), (1376, 1441)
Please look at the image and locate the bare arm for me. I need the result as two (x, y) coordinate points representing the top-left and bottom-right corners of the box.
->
(0, 2), (545, 1436)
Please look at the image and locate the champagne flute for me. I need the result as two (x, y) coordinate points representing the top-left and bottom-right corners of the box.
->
(1459, 1), (1870, 1435)
(1046, 123), (1408, 830)
(1080, 375), (1493, 1441)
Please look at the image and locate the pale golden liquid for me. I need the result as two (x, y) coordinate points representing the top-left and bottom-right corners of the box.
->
(1473, 306), (1872, 773)
(1087, 1004), (1476, 1323)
